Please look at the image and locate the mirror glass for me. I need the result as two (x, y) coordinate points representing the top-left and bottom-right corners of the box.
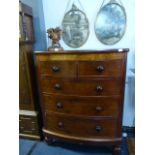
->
(62, 4), (89, 48)
(95, 2), (126, 45)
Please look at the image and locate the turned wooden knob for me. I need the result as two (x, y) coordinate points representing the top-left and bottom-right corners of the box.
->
(95, 125), (102, 132)
(96, 85), (103, 92)
(96, 65), (104, 72)
(96, 106), (102, 112)
(58, 122), (64, 128)
(56, 102), (63, 109)
(54, 83), (61, 90)
(52, 66), (60, 72)
(45, 136), (48, 141)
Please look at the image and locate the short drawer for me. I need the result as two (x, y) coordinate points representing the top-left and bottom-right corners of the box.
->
(19, 127), (39, 135)
(38, 61), (77, 77)
(45, 112), (117, 138)
(43, 94), (120, 117)
(19, 115), (39, 135)
(41, 78), (122, 96)
(78, 60), (123, 77)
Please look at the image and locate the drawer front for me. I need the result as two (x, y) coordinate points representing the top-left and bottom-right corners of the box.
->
(43, 94), (120, 117)
(19, 127), (39, 135)
(45, 112), (117, 138)
(79, 60), (123, 77)
(38, 61), (76, 77)
(41, 78), (122, 96)
(19, 115), (39, 135)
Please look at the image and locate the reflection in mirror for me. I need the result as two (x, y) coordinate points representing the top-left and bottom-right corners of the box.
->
(95, 2), (126, 45)
(62, 4), (89, 48)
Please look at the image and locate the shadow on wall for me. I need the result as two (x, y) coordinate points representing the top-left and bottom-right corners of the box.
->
(33, 16), (47, 51)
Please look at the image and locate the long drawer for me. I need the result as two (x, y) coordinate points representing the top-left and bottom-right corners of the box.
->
(42, 94), (120, 117)
(45, 112), (117, 139)
(41, 77), (122, 96)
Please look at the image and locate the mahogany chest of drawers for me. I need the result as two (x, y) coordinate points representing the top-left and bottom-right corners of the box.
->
(35, 49), (128, 154)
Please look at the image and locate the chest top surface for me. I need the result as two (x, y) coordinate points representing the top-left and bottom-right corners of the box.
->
(35, 49), (129, 61)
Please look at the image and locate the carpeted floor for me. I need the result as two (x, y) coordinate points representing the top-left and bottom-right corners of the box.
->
(19, 137), (131, 155)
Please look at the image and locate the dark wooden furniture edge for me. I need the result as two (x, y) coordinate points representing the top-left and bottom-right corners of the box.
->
(116, 52), (127, 137)
(45, 110), (117, 119)
(19, 133), (40, 140)
(42, 92), (121, 98)
(19, 40), (35, 44)
(19, 2), (33, 16)
(35, 48), (129, 54)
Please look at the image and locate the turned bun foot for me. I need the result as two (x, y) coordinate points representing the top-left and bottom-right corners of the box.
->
(44, 136), (50, 145)
(44, 136), (57, 145)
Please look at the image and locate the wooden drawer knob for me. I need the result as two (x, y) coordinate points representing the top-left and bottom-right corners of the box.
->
(58, 122), (64, 128)
(95, 125), (102, 132)
(52, 66), (60, 72)
(96, 66), (104, 72)
(96, 106), (102, 112)
(96, 85), (103, 92)
(54, 83), (61, 90)
(56, 102), (63, 109)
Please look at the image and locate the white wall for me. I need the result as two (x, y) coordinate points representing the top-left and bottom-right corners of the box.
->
(42, 0), (135, 126)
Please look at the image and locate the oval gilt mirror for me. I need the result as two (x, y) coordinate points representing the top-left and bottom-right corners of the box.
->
(95, 2), (126, 45)
(62, 4), (89, 48)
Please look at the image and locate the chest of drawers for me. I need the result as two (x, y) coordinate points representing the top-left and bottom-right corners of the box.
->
(35, 49), (128, 155)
